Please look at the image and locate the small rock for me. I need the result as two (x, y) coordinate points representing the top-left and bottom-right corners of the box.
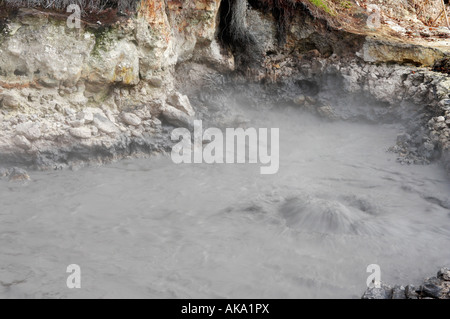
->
(8, 167), (30, 182)
(69, 119), (85, 128)
(133, 108), (152, 120)
(151, 118), (162, 127)
(77, 110), (94, 123)
(405, 285), (419, 299)
(166, 92), (195, 117)
(436, 116), (446, 123)
(13, 135), (32, 150)
(69, 127), (92, 139)
(64, 108), (76, 117)
(293, 95), (306, 105)
(0, 92), (21, 109)
(161, 104), (193, 129)
(317, 105), (338, 120)
(306, 96), (317, 105)
(421, 280), (442, 299)
(148, 77), (163, 88)
(438, 268), (450, 281)
(16, 121), (41, 141)
(392, 285), (406, 299)
(131, 130), (143, 137)
(93, 114), (119, 135)
(105, 109), (117, 123)
(121, 112), (142, 126)
(362, 283), (393, 299)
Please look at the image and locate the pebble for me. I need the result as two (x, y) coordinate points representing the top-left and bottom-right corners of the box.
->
(69, 127), (92, 139)
(69, 119), (85, 128)
(121, 112), (142, 126)
(293, 95), (306, 105)
(93, 114), (119, 135)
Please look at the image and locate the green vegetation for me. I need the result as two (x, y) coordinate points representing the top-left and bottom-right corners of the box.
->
(2, 0), (137, 15)
(309, 0), (333, 14)
(90, 26), (114, 58)
(339, 0), (352, 9)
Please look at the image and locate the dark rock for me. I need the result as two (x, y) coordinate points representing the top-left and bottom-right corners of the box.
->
(362, 283), (393, 299)
(392, 285), (406, 299)
(438, 268), (450, 281)
(421, 280), (443, 299)
(433, 57), (450, 75)
(405, 285), (419, 299)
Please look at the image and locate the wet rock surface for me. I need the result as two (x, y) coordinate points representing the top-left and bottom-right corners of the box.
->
(0, 167), (30, 182)
(434, 57), (450, 75)
(362, 268), (450, 299)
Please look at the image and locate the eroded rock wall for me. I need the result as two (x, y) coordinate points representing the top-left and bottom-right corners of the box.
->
(0, 0), (448, 172)
(0, 1), (234, 168)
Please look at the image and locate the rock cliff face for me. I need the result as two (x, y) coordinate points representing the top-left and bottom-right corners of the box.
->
(0, 1), (234, 167)
(0, 0), (449, 171)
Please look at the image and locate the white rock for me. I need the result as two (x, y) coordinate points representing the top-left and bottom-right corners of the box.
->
(161, 104), (193, 129)
(105, 109), (117, 123)
(121, 112), (142, 126)
(166, 92), (195, 117)
(131, 130), (143, 137)
(16, 121), (41, 140)
(69, 127), (92, 139)
(69, 119), (85, 127)
(93, 114), (119, 134)
(13, 135), (32, 150)
(436, 116), (445, 123)
(151, 118), (162, 126)
(293, 95), (305, 105)
(77, 110), (94, 123)
(148, 77), (163, 88)
(133, 108), (152, 120)
(0, 92), (21, 109)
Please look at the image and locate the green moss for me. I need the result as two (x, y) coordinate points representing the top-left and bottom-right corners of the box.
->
(309, 0), (333, 14)
(90, 26), (114, 58)
(340, 0), (352, 9)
